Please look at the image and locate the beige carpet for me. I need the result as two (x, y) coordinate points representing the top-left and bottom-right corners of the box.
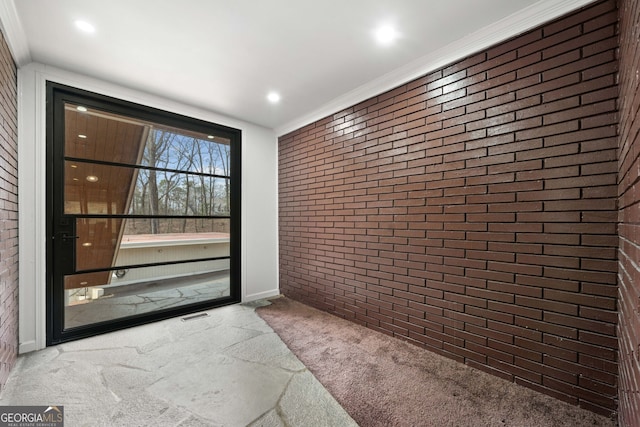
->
(256, 297), (616, 427)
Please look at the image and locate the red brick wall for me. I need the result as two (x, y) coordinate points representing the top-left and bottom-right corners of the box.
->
(279, 0), (619, 416)
(617, 0), (640, 424)
(0, 28), (18, 391)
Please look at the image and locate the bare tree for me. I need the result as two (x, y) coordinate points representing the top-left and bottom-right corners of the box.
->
(215, 143), (231, 214)
(130, 130), (232, 235)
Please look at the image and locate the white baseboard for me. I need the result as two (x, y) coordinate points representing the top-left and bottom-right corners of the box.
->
(243, 289), (280, 303)
(19, 340), (37, 354)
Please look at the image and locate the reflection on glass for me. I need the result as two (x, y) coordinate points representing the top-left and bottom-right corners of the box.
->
(64, 260), (230, 329)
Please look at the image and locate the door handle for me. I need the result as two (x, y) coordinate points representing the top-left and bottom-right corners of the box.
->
(54, 233), (79, 240)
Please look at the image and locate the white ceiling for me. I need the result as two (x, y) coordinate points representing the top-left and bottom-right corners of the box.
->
(4, 0), (595, 134)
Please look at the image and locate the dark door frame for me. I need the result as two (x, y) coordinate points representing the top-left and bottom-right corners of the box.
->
(46, 82), (242, 345)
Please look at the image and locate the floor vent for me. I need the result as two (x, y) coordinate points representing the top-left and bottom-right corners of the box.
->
(181, 313), (209, 322)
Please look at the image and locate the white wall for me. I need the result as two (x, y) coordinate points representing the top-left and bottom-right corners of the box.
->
(18, 63), (279, 353)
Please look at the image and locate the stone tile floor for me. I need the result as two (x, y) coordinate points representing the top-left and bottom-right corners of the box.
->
(0, 300), (357, 427)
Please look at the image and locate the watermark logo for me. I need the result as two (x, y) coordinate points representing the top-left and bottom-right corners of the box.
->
(0, 406), (63, 427)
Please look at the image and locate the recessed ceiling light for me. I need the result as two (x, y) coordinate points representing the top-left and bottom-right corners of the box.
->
(82, 242), (92, 247)
(207, 135), (214, 139)
(86, 175), (99, 182)
(375, 25), (399, 45)
(75, 20), (95, 34)
(70, 164), (78, 168)
(77, 106), (88, 112)
(267, 92), (281, 103)
(78, 134), (87, 139)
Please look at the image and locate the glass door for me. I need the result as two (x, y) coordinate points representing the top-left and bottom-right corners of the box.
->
(46, 83), (241, 344)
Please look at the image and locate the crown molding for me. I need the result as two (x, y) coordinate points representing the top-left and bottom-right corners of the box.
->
(275, 0), (599, 137)
(0, 0), (31, 66)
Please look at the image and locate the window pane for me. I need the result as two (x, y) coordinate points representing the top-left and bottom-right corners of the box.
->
(116, 231), (230, 267)
(65, 103), (231, 174)
(64, 262), (231, 328)
(122, 217), (230, 236)
(75, 218), (123, 272)
(65, 103), (149, 165)
(65, 161), (230, 216)
(129, 171), (230, 217)
(75, 218), (230, 271)
(139, 130), (231, 176)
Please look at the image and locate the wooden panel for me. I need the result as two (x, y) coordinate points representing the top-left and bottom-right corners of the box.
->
(64, 106), (147, 289)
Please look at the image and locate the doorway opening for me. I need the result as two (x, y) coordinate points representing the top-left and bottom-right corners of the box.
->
(46, 83), (241, 344)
